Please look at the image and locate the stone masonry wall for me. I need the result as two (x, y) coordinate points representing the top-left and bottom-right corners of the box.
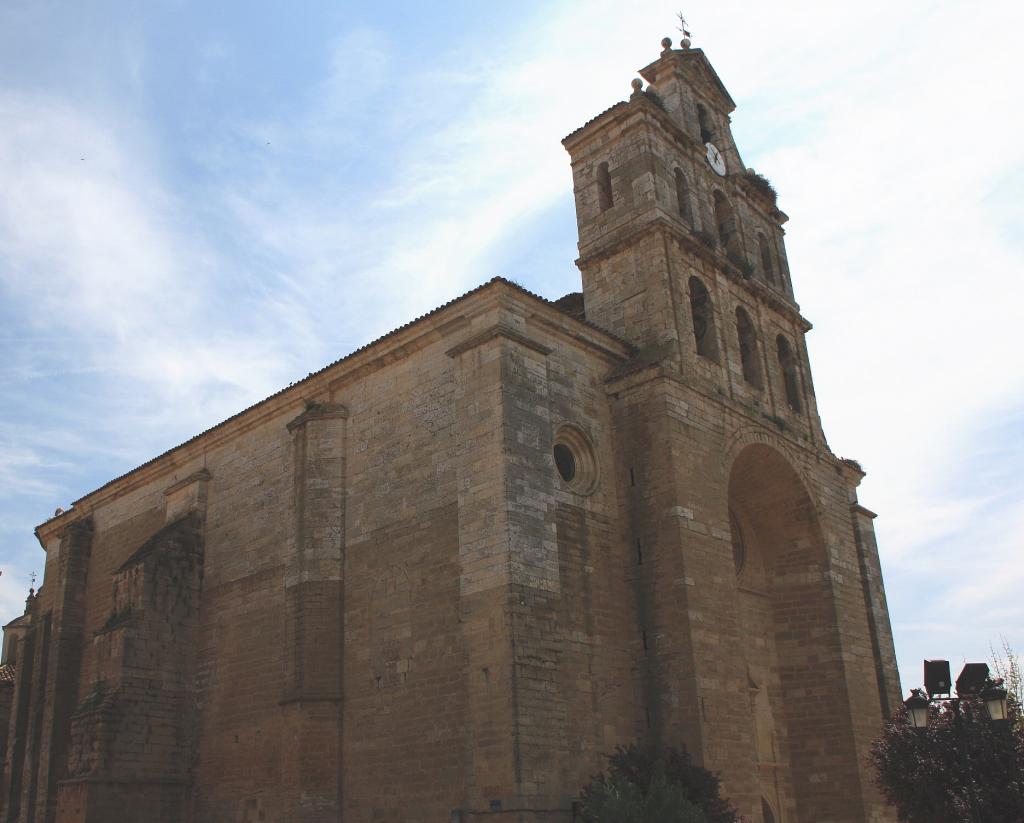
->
(564, 51), (898, 818)
(5, 283), (641, 823)
(2, 271), (899, 823)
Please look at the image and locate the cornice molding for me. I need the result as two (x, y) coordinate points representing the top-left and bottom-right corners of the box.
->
(605, 366), (843, 472)
(445, 323), (553, 359)
(578, 217), (811, 332)
(852, 503), (878, 519)
(162, 469), (212, 497)
(286, 403), (350, 434)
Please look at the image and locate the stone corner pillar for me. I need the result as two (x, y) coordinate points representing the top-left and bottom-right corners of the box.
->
(280, 402), (347, 822)
(448, 319), (573, 820)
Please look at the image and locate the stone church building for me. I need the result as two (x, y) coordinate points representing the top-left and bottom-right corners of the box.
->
(1, 38), (900, 823)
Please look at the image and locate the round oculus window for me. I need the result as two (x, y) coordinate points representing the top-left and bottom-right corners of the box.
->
(552, 425), (598, 495)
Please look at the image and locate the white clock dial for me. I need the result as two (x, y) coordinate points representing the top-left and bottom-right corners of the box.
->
(705, 142), (727, 176)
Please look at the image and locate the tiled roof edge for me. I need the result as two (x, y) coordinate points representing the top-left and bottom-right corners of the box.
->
(39, 277), (629, 527)
(562, 100), (629, 143)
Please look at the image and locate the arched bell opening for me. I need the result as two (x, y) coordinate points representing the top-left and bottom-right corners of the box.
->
(687, 276), (720, 362)
(728, 443), (857, 822)
(597, 161), (613, 211)
(713, 190), (742, 259)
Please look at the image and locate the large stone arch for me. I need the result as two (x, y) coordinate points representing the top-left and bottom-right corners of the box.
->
(727, 443), (864, 823)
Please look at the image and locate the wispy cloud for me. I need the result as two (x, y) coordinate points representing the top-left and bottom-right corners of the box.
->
(0, 92), (305, 419)
(0, 442), (67, 499)
(738, 2), (1024, 681)
(0, 0), (1020, 691)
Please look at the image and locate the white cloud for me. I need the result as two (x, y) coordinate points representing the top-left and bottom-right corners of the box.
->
(0, 442), (67, 499)
(0, 93), (301, 418)
(891, 494), (1024, 685)
(0, 0), (1020, 691)
(733, 2), (1024, 682)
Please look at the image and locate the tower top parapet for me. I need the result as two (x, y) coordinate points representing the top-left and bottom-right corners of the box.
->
(561, 32), (798, 348)
(640, 40), (736, 115)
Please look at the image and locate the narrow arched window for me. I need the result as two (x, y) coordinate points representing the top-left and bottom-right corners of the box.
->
(697, 103), (714, 144)
(758, 233), (776, 283)
(713, 191), (741, 257)
(729, 508), (746, 574)
(674, 168), (691, 222)
(597, 161), (613, 211)
(776, 335), (802, 413)
(688, 276), (719, 361)
(735, 307), (763, 389)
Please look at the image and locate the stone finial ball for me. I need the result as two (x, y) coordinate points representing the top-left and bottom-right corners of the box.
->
(681, 37), (691, 49)
(661, 37), (673, 50)
(631, 78), (643, 93)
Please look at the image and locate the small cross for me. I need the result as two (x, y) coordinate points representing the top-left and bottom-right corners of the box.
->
(676, 12), (691, 40)
(30, 570), (37, 588)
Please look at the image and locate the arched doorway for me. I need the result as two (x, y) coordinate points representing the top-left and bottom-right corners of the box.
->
(728, 443), (860, 822)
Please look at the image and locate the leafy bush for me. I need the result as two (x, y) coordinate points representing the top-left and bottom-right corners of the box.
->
(578, 744), (741, 823)
(695, 229), (717, 249)
(726, 249), (754, 277)
(581, 766), (706, 823)
(870, 696), (1024, 823)
(743, 171), (778, 205)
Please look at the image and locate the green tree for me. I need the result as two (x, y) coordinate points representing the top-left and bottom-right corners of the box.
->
(578, 744), (740, 823)
(869, 692), (1024, 822)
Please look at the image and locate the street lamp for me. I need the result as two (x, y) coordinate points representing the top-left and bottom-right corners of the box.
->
(903, 689), (930, 730)
(903, 660), (1011, 726)
(982, 682), (1009, 722)
(902, 660), (1011, 823)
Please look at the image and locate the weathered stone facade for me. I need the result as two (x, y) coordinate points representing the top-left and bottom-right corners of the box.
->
(0, 41), (900, 823)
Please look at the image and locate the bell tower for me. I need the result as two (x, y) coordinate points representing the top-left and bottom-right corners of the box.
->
(562, 34), (821, 441)
(562, 35), (901, 823)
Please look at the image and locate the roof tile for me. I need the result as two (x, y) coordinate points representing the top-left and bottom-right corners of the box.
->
(41, 277), (630, 526)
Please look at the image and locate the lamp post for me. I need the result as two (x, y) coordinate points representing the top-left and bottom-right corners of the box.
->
(902, 660), (1010, 823)
(982, 683), (1011, 722)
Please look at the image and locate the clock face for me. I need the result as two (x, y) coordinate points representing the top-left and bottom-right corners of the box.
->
(705, 142), (727, 176)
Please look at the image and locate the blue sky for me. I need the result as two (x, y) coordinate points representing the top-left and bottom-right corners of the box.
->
(1, 0), (1022, 694)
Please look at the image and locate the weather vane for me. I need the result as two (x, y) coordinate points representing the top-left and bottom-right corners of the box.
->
(30, 570), (37, 589)
(676, 12), (691, 40)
